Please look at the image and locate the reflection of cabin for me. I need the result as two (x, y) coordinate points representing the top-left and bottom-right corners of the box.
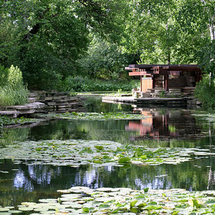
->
(125, 110), (176, 140)
(125, 109), (202, 140)
(125, 64), (202, 92)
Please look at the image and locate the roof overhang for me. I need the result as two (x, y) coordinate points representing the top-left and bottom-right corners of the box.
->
(126, 64), (202, 77)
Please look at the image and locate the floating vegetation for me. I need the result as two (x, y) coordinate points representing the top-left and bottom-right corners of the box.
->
(0, 116), (41, 126)
(37, 112), (147, 121)
(3, 186), (215, 214)
(192, 112), (215, 123)
(0, 139), (214, 167)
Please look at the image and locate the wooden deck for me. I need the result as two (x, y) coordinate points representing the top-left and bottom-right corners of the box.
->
(136, 97), (189, 107)
(102, 96), (191, 107)
(102, 96), (136, 104)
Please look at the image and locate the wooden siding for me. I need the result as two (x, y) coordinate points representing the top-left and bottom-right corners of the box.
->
(141, 77), (153, 92)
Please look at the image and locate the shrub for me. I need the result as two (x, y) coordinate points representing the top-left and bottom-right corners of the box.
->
(195, 75), (215, 108)
(0, 65), (28, 106)
(61, 76), (138, 92)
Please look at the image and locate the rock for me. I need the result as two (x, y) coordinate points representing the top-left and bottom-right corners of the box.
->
(0, 111), (20, 118)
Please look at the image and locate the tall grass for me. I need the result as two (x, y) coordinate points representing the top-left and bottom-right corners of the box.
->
(0, 65), (28, 106)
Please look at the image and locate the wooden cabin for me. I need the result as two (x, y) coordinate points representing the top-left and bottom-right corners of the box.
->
(125, 64), (202, 92)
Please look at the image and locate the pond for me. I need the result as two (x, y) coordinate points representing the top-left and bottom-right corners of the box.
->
(0, 95), (215, 209)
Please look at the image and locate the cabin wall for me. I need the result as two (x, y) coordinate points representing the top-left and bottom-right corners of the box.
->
(153, 73), (196, 89)
(154, 75), (164, 89)
(141, 77), (153, 92)
(169, 76), (194, 88)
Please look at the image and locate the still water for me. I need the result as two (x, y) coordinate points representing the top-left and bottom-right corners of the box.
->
(0, 95), (215, 207)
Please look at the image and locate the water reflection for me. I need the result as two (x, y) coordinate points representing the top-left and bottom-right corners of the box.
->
(26, 108), (207, 149)
(126, 108), (202, 141)
(82, 95), (133, 113)
(1, 96), (215, 208)
(1, 155), (215, 207)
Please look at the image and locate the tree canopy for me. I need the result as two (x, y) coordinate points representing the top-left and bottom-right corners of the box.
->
(0, 0), (215, 89)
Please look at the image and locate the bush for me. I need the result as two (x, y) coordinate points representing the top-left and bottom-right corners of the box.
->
(195, 75), (215, 108)
(61, 76), (137, 92)
(0, 65), (29, 106)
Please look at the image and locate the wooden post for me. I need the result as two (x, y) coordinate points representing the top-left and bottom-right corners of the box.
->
(140, 76), (142, 92)
(152, 75), (155, 89)
(164, 73), (169, 91)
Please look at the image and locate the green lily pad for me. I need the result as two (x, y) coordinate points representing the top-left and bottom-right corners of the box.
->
(0, 139), (213, 168)
(118, 157), (131, 164)
(9, 186), (215, 214)
(0, 208), (9, 212)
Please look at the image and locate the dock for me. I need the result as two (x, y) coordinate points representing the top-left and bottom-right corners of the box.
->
(136, 97), (189, 107)
(102, 96), (192, 107)
(102, 96), (136, 105)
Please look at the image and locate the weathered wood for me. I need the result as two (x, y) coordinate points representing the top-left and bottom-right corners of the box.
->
(164, 74), (169, 91)
(129, 71), (151, 76)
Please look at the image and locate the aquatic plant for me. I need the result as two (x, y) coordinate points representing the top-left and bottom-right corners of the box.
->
(0, 116), (40, 126)
(4, 186), (215, 214)
(0, 139), (214, 167)
(37, 112), (147, 121)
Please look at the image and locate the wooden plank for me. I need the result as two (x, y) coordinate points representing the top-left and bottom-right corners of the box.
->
(129, 72), (152, 76)
(128, 64), (201, 72)
(125, 67), (133, 70)
(169, 71), (181, 75)
(162, 65), (201, 72)
(164, 74), (169, 91)
(129, 64), (168, 69)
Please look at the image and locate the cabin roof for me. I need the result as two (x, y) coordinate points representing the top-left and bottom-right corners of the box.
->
(126, 64), (202, 76)
(128, 64), (201, 70)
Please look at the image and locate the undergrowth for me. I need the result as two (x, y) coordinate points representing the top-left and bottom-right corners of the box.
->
(195, 76), (215, 109)
(61, 76), (138, 92)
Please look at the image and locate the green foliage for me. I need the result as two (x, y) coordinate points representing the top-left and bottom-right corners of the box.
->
(195, 76), (215, 108)
(0, 64), (8, 86)
(62, 76), (136, 92)
(78, 37), (139, 80)
(0, 0), (128, 90)
(196, 40), (215, 75)
(7, 65), (23, 88)
(0, 0), (214, 94)
(120, 0), (213, 66)
(0, 116), (38, 127)
(118, 157), (131, 164)
(0, 65), (28, 106)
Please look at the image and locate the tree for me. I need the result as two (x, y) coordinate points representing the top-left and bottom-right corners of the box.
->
(120, 0), (180, 64)
(78, 36), (140, 80)
(0, 0), (128, 89)
(120, 0), (212, 66)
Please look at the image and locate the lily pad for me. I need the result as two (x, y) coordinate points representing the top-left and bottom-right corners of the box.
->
(36, 112), (147, 121)
(9, 186), (215, 214)
(0, 139), (213, 168)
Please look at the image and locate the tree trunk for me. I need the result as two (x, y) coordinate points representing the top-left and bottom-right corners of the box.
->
(209, 22), (215, 41)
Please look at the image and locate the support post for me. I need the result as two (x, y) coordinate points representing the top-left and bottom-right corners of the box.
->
(152, 75), (155, 89)
(164, 73), (169, 91)
(140, 76), (142, 92)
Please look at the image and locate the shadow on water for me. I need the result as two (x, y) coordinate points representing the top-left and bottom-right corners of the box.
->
(1, 95), (215, 207)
